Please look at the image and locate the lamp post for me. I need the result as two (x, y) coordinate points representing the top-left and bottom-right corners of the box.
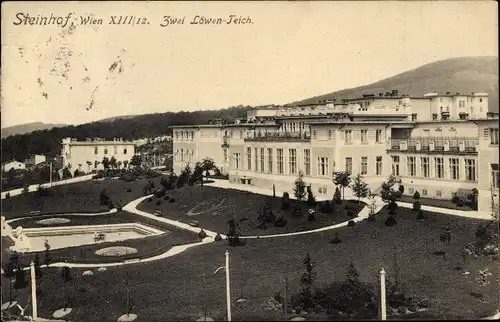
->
(380, 268), (387, 321)
(215, 250), (231, 321)
(30, 261), (38, 320)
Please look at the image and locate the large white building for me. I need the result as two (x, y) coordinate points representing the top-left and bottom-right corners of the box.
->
(172, 90), (499, 213)
(61, 137), (136, 172)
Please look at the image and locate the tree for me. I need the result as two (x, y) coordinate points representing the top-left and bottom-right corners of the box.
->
(102, 157), (110, 174)
(62, 166), (72, 179)
(332, 171), (351, 200)
(33, 253), (42, 278)
(123, 160), (129, 169)
(333, 187), (342, 204)
(299, 253), (316, 311)
(117, 161), (122, 170)
(177, 164), (192, 188)
(351, 174), (369, 202)
(306, 185), (316, 206)
(347, 261), (360, 286)
(201, 157), (216, 178)
(86, 160), (92, 173)
(109, 156), (117, 170)
(130, 155), (142, 168)
(380, 174), (399, 203)
(193, 162), (204, 184)
(293, 171), (307, 201)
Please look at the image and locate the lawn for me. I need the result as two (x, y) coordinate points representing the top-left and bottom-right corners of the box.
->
(399, 195), (474, 211)
(1, 177), (163, 219)
(3, 207), (497, 321)
(137, 185), (365, 236)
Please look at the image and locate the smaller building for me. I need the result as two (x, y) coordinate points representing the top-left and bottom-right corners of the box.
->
(24, 154), (47, 169)
(61, 137), (136, 172)
(2, 160), (26, 172)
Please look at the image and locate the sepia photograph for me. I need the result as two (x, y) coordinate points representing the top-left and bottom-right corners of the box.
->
(1, 1), (499, 321)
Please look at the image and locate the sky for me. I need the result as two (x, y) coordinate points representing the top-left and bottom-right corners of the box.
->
(1, 1), (498, 128)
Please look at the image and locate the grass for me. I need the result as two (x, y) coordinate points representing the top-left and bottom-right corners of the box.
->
(2, 206), (497, 321)
(1, 177), (163, 219)
(137, 185), (364, 236)
(399, 195), (474, 211)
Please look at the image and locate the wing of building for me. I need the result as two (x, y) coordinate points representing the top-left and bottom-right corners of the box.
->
(172, 90), (499, 213)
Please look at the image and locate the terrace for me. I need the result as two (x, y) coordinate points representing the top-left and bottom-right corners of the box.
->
(388, 136), (478, 154)
(244, 131), (311, 142)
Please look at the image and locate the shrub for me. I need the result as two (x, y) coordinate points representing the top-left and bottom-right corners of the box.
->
(346, 220), (355, 227)
(156, 200), (162, 205)
(451, 194), (460, 204)
(398, 185), (405, 194)
(147, 198), (153, 202)
(5, 192), (10, 199)
(169, 198), (176, 203)
(388, 200), (398, 216)
(333, 187), (342, 204)
(214, 233), (222, 241)
(307, 212), (316, 222)
(367, 213), (376, 222)
(198, 229), (207, 239)
(281, 192), (291, 210)
(163, 195), (170, 200)
(292, 206), (303, 217)
(154, 189), (166, 198)
(413, 191), (420, 199)
(413, 201), (421, 211)
(274, 216), (287, 227)
(385, 216), (397, 226)
(319, 201), (333, 214)
(330, 233), (342, 244)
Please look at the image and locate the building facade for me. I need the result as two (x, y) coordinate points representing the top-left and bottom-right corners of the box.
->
(61, 137), (136, 172)
(173, 91), (499, 213)
(23, 154), (47, 169)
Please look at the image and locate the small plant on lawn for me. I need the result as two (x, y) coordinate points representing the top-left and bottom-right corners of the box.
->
(169, 197), (176, 203)
(347, 220), (356, 227)
(306, 185), (316, 206)
(5, 192), (10, 199)
(33, 253), (42, 278)
(227, 219), (242, 246)
(385, 215), (397, 226)
(332, 171), (351, 201)
(44, 241), (51, 266)
(100, 188), (110, 206)
(413, 191), (420, 200)
(214, 233), (222, 241)
(330, 232), (342, 244)
(281, 192), (291, 210)
(388, 199), (398, 217)
(398, 184), (405, 195)
(333, 187), (342, 204)
(147, 197), (153, 202)
(413, 200), (421, 212)
(293, 171), (307, 201)
(351, 174), (369, 202)
(416, 210), (425, 220)
(156, 200), (162, 205)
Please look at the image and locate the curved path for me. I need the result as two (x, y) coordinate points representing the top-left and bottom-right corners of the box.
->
(3, 179), (493, 269)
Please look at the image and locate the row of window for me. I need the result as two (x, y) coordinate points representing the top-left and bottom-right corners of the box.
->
(94, 147), (128, 155)
(174, 131), (195, 141)
(488, 128), (499, 145)
(391, 156), (478, 181)
(174, 149), (195, 162)
(310, 129), (385, 144)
